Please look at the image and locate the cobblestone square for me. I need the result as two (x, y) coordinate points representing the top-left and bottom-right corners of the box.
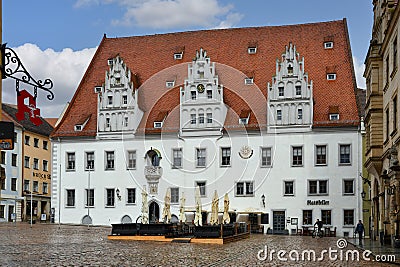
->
(0, 223), (397, 266)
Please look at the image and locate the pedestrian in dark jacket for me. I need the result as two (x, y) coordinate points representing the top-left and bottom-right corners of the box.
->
(355, 220), (365, 246)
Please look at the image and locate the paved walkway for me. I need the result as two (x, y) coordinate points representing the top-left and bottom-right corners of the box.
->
(0, 223), (398, 266)
(348, 237), (400, 265)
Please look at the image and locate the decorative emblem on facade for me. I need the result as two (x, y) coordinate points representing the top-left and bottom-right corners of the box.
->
(239, 145), (253, 159)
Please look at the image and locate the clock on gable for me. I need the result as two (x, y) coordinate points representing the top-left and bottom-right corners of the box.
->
(197, 84), (205, 93)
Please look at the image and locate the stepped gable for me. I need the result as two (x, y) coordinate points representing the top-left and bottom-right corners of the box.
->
(52, 19), (359, 138)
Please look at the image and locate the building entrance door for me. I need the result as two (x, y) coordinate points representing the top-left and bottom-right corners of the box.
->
(273, 211), (286, 234)
(8, 205), (14, 222)
(149, 202), (160, 223)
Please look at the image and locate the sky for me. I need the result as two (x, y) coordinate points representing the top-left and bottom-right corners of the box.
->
(2, 0), (373, 118)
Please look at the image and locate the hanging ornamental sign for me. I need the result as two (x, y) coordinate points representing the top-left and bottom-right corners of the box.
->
(1, 44), (54, 126)
(239, 145), (253, 159)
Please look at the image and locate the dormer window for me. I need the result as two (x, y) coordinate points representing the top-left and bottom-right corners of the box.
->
(115, 77), (121, 85)
(166, 81), (175, 88)
(245, 78), (254, 85)
(329, 114), (339, 121)
(174, 53), (183, 60)
(324, 42), (334, 49)
(248, 47), (257, 54)
(74, 125), (82, 131)
(239, 118), (249, 125)
(154, 122), (163, 128)
(107, 59), (113, 66)
(327, 73), (336, 80)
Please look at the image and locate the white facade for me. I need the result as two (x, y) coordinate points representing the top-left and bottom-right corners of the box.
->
(51, 47), (362, 237)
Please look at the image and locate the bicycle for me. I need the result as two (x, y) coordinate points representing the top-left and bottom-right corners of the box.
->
(312, 225), (323, 238)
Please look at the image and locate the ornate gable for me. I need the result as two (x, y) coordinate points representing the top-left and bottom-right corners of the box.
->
(267, 43), (313, 132)
(96, 56), (143, 139)
(180, 48), (227, 137)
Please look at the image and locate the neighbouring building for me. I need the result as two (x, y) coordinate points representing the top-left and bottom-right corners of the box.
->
(0, 107), (23, 222)
(1, 104), (54, 223)
(52, 20), (363, 236)
(364, 0), (400, 246)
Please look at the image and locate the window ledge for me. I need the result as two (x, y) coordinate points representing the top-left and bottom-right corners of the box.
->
(66, 169), (76, 172)
(126, 203), (137, 206)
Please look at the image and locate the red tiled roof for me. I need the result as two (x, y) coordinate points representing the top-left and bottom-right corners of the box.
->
(52, 19), (359, 138)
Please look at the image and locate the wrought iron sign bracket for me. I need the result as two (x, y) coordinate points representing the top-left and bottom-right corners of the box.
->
(1, 43), (54, 100)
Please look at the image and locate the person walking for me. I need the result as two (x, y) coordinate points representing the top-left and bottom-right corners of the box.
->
(314, 219), (323, 237)
(355, 220), (365, 246)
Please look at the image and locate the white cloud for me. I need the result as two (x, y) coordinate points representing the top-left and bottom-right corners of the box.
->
(74, 0), (243, 29)
(2, 44), (96, 118)
(353, 56), (366, 89)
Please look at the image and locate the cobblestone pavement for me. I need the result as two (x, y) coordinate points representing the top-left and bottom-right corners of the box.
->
(0, 223), (398, 267)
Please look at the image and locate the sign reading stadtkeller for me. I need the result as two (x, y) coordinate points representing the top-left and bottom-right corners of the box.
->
(306, 200), (330, 205)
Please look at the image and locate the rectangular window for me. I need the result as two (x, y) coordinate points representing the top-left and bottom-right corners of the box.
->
(172, 149), (182, 168)
(108, 96), (113, 105)
(24, 135), (30, 145)
(33, 181), (39, 192)
(127, 151), (136, 169)
(315, 145), (327, 165)
(0, 151), (5, 164)
(24, 180), (30, 191)
(329, 114), (339, 121)
(66, 189), (75, 207)
(191, 91), (196, 100)
(261, 147), (272, 167)
(277, 110), (282, 121)
(33, 158), (39, 170)
(248, 47), (257, 54)
(308, 180), (328, 195)
(11, 154), (17, 167)
(43, 182), (48, 194)
(43, 160), (48, 172)
(303, 210), (312, 225)
(86, 152), (95, 170)
(393, 37), (397, 70)
(343, 210), (354, 225)
(122, 95), (128, 105)
(278, 86), (284, 97)
(284, 181), (294, 196)
(324, 41), (333, 49)
(171, 187), (179, 203)
(196, 182), (206, 196)
(124, 117), (129, 127)
(174, 53), (183, 60)
(67, 152), (75, 170)
(394, 96), (398, 132)
(24, 156), (30, 168)
(0, 205), (4, 218)
(85, 189), (94, 207)
(386, 56), (390, 85)
(106, 189), (115, 207)
(343, 179), (354, 195)
(339, 144), (351, 165)
(106, 118), (110, 128)
(245, 78), (254, 85)
(127, 188), (136, 204)
(207, 113), (212, 123)
(321, 210), (332, 225)
(235, 181), (254, 196)
(43, 140), (48, 150)
(297, 109), (303, 120)
(191, 114), (196, 124)
(221, 147), (231, 166)
(196, 148), (206, 167)
(0, 178), (5, 190)
(14, 132), (17, 143)
(295, 85), (302, 96)
(106, 151), (115, 170)
(199, 113), (204, 124)
(34, 138), (39, 147)
(292, 146), (303, 166)
(11, 178), (17, 191)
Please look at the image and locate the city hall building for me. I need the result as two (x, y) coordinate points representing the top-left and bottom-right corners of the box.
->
(51, 19), (363, 237)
